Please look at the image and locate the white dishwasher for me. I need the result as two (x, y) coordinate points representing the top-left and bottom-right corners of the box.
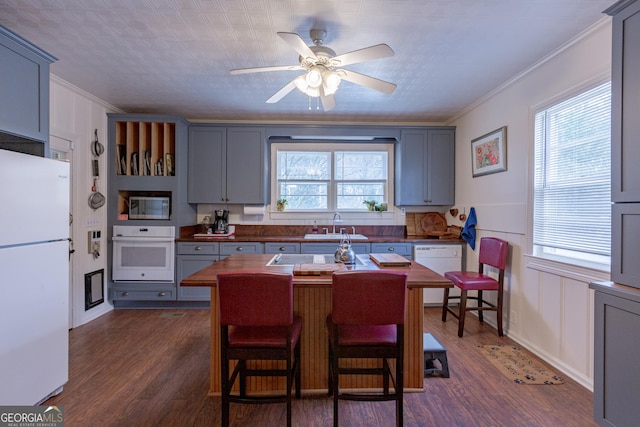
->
(414, 244), (463, 306)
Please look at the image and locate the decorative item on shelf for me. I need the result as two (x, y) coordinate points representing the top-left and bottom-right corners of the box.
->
(363, 200), (388, 212)
(276, 198), (288, 211)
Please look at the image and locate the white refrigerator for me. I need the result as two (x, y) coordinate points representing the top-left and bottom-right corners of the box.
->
(0, 149), (70, 405)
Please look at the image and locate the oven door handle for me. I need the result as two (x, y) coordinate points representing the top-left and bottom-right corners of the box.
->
(112, 236), (175, 242)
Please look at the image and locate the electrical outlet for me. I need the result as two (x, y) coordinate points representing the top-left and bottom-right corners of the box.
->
(400, 207), (406, 215)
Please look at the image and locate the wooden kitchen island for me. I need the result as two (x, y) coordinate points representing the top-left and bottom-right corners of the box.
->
(181, 254), (452, 395)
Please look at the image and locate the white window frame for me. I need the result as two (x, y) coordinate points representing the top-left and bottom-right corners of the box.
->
(270, 142), (394, 213)
(530, 80), (611, 272)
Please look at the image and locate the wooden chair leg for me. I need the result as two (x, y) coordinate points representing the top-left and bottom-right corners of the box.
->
(458, 290), (468, 337)
(327, 340), (333, 396)
(441, 287), (450, 322)
(477, 290), (484, 323)
(332, 349), (339, 427)
(497, 289), (504, 336)
(221, 358), (230, 427)
(286, 357), (292, 427)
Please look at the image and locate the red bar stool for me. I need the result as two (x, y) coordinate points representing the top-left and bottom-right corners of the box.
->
(326, 270), (408, 427)
(217, 271), (302, 427)
(442, 237), (509, 337)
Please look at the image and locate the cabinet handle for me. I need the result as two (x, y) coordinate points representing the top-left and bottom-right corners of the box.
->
(387, 247), (395, 251)
(279, 246), (286, 252)
(122, 292), (129, 296)
(158, 292), (166, 297)
(195, 246), (202, 251)
(236, 247), (243, 251)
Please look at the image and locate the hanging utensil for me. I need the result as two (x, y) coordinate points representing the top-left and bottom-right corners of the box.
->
(91, 129), (104, 157)
(88, 178), (105, 210)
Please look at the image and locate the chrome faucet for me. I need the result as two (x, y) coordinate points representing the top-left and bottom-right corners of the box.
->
(332, 212), (343, 234)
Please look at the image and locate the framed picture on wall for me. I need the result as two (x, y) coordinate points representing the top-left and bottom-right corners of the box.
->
(471, 126), (507, 177)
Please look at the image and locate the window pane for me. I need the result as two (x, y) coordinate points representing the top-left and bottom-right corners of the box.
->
(533, 81), (611, 263)
(277, 151), (330, 180)
(335, 152), (387, 180)
(337, 183), (385, 209)
(279, 182), (327, 210)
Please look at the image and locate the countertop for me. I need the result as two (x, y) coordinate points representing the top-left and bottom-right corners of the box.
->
(181, 254), (453, 288)
(177, 224), (464, 244)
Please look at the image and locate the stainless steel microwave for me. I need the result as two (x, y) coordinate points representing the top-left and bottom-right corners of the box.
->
(129, 196), (170, 220)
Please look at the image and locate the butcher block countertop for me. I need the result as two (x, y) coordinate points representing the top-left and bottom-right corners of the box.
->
(181, 254), (452, 289)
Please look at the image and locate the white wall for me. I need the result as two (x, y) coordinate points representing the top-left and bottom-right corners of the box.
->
(50, 76), (121, 328)
(450, 18), (612, 390)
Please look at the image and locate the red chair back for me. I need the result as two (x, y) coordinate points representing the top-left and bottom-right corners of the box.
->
(217, 270), (293, 327)
(478, 237), (509, 270)
(331, 270), (408, 325)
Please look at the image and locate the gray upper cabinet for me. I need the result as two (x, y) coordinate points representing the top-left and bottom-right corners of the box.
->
(611, 0), (640, 203)
(188, 126), (268, 204)
(395, 128), (455, 206)
(0, 26), (56, 150)
(188, 126), (226, 203)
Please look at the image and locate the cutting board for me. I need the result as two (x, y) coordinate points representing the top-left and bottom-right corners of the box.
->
(406, 212), (448, 237)
(369, 253), (412, 267)
(293, 263), (346, 276)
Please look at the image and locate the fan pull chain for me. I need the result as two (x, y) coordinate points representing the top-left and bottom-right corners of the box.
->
(308, 96), (312, 111)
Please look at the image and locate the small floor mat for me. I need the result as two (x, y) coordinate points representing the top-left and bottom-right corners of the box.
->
(478, 345), (565, 385)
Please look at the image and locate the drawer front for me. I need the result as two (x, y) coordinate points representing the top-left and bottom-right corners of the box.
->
(370, 243), (412, 256)
(265, 242), (301, 254)
(177, 242), (218, 255)
(111, 289), (176, 301)
(220, 242), (264, 255)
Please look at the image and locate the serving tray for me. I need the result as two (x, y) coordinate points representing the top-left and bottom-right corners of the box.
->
(369, 253), (412, 267)
(293, 263), (346, 275)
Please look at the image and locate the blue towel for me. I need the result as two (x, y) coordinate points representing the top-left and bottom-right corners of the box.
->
(461, 207), (477, 250)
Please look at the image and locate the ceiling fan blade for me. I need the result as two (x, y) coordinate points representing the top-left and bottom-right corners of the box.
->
(266, 79), (298, 103)
(339, 69), (397, 95)
(230, 65), (303, 75)
(320, 87), (336, 111)
(278, 32), (318, 61)
(331, 44), (395, 67)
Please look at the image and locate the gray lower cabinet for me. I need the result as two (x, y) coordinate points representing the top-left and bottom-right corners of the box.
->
(395, 128), (455, 206)
(301, 242), (370, 255)
(370, 242), (412, 259)
(176, 242), (219, 301)
(188, 125), (268, 204)
(220, 242), (264, 259)
(265, 242), (301, 254)
(590, 281), (640, 427)
(110, 285), (176, 301)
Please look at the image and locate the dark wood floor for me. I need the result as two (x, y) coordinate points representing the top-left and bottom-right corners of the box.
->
(46, 307), (597, 426)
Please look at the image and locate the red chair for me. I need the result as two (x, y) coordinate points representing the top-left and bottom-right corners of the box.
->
(327, 270), (408, 427)
(442, 237), (509, 337)
(217, 271), (302, 427)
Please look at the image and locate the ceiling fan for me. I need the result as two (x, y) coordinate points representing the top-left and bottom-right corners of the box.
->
(230, 29), (397, 111)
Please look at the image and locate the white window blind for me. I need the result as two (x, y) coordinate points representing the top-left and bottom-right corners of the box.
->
(533, 81), (611, 265)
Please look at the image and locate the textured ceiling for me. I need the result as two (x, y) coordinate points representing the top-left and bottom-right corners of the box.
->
(0, 0), (615, 124)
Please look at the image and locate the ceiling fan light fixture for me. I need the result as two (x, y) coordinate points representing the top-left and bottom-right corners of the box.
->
(323, 70), (341, 95)
(305, 66), (324, 88)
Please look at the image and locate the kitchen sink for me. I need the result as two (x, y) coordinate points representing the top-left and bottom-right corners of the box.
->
(266, 254), (365, 266)
(303, 233), (368, 240)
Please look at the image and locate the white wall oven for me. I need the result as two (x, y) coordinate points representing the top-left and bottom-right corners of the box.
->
(112, 226), (175, 282)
